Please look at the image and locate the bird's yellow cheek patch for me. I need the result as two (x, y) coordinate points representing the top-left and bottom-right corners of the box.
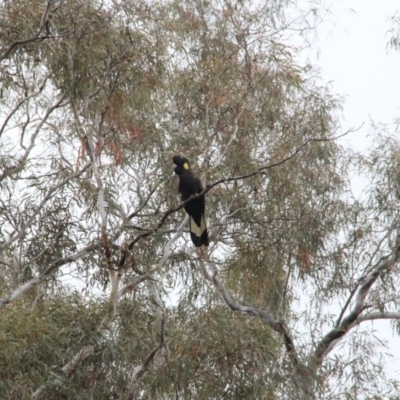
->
(183, 162), (190, 170)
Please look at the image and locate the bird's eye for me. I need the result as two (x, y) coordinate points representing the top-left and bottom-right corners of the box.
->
(183, 162), (190, 170)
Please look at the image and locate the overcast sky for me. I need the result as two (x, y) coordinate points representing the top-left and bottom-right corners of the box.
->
(307, 1), (400, 386)
(310, 1), (400, 149)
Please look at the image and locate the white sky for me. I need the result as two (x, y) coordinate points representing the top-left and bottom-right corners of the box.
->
(310, 1), (400, 147)
(307, 0), (400, 390)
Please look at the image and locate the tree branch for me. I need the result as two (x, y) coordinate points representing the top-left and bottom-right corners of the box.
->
(208, 108), (244, 172)
(0, 72), (53, 140)
(60, 268), (122, 376)
(0, 94), (67, 183)
(0, 244), (99, 308)
(61, 129), (117, 376)
(86, 134), (106, 228)
(59, 217), (185, 377)
(0, 159), (91, 251)
(350, 311), (400, 327)
(335, 232), (389, 328)
(199, 260), (302, 373)
(126, 316), (166, 400)
(0, 0), (60, 62)
(118, 215), (188, 299)
(313, 230), (400, 366)
(0, 182), (186, 310)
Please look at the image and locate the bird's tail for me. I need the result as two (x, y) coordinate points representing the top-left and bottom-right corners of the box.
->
(190, 215), (209, 247)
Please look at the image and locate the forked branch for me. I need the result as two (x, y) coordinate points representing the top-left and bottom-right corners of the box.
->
(313, 230), (400, 367)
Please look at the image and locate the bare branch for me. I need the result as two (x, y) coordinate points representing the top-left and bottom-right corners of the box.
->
(313, 231), (400, 366)
(205, 132), (349, 189)
(335, 230), (388, 328)
(0, 94), (67, 182)
(350, 311), (400, 326)
(0, 244), (99, 308)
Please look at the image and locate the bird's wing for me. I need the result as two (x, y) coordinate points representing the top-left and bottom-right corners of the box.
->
(193, 175), (204, 193)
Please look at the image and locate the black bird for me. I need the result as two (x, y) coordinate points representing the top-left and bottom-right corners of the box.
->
(173, 155), (209, 247)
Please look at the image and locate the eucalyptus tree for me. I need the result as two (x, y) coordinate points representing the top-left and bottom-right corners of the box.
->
(1, 0), (399, 399)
